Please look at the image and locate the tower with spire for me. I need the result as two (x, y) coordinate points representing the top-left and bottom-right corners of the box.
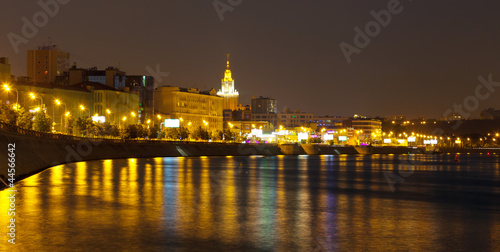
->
(217, 54), (239, 111)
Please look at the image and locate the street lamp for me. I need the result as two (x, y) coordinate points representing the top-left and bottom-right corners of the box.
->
(3, 84), (19, 109)
(79, 104), (90, 117)
(3, 84), (19, 125)
(29, 92), (44, 108)
(54, 99), (67, 132)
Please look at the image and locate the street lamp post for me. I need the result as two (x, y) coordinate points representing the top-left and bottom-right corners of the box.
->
(3, 84), (19, 125)
(55, 99), (67, 132)
(29, 92), (44, 108)
(80, 105), (90, 118)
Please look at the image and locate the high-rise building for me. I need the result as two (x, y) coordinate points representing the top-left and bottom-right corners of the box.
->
(0, 57), (11, 83)
(251, 96), (277, 114)
(27, 45), (70, 83)
(217, 54), (239, 111)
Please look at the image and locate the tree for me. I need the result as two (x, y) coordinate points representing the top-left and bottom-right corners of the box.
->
(223, 129), (234, 141)
(32, 111), (51, 132)
(0, 100), (17, 125)
(16, 107), (33, 129)
(179, 127), (189, 140)
(212, 130), (223, 141)
(147, 124), (160, 139)
(75, 117), (94, 136)
(101, 122), (119, 137)
(309, 137), (322, 144)
(122, 124), (147, 139)
(65, 115), (75, 135)
(192, 126), (210, 141)
(165, 127), (180, 140)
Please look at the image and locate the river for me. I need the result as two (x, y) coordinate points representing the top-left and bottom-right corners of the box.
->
(1, 154), (500, 251)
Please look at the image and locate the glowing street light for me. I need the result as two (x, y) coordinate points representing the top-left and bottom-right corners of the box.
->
(3, 84), (19, 125)
(54, 99), (67, 132)
(29, 92), (44, 107)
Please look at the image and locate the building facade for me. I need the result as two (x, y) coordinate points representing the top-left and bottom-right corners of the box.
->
(217, 54), (239, 111)
(69, 65), (154, 123)
(0, 57), (11, 83)
(154, 86), (223, 132)
(27, 45), (70, 83)
(251, 96), (277, 114)
(12, 81), (139, 132)
(277, 110), (314, 129)
(347, 119), (382, 140)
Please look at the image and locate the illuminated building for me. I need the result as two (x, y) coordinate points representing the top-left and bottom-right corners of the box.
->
(251, 96), (277, 114)
(312, 116), (346, 130)
(344, 119), (382, 141)
(0, 57), (11, 83)
(217, 54), (239, 111)
(27, 45), (70, 84)
(251, 113), (278, 128)
(226, 120), (270, 135)
(69, 65), (154, 123)
(277, 109), (314, 129)
(12, 81), (139, 132)
(154, 86), (223, 132)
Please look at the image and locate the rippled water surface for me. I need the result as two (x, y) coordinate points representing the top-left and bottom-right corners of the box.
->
(2, 154), (500, 251)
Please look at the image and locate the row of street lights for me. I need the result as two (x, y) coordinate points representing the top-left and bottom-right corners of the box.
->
(3, 84), (143, 132)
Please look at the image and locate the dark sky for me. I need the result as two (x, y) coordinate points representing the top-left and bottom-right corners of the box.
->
(2, 0), (500, 119)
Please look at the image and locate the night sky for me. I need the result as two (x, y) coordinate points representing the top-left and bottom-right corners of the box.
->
(2, 0), (500, 118)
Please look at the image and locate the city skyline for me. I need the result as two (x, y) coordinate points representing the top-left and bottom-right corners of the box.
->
(2, 1), (500, 118)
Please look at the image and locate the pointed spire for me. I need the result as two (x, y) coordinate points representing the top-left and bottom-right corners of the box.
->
(226, 53), (230, 69)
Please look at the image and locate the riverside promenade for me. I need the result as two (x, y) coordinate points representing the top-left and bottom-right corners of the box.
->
(1, 122), (498, 187)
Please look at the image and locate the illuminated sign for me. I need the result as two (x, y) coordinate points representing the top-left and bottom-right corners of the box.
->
(407, 137), (416, 142)
(298, 133), (309, 141)
(430, 139), (438, 145)
(323, 134), (334, 141)
(92, 116), (106, 123)
(424, 140), (431, 145)
(277, 130), (289, 136)
(250, 129), (263, 138)
(339, 136), (347, 141)
(455, 140), (461, 144)
(164, 119), (180, 128)
(397, 139), (406, 144)
(384, 139), (391, 144)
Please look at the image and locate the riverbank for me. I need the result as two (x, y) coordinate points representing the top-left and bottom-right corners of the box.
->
(1, 128), (500, 188)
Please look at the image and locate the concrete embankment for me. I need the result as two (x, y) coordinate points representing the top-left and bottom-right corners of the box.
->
(3, 126), (499, 187)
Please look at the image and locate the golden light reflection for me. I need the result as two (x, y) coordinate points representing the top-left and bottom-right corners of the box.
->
(75, 162), (88, 196)
(220, 160), (239, 242)
(102, 159), (113, 202)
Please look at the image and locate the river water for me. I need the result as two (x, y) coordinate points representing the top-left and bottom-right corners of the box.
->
(1, 154), (500, 251)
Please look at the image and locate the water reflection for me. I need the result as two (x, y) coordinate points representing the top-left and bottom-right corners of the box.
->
(1, 154), (500, 251)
